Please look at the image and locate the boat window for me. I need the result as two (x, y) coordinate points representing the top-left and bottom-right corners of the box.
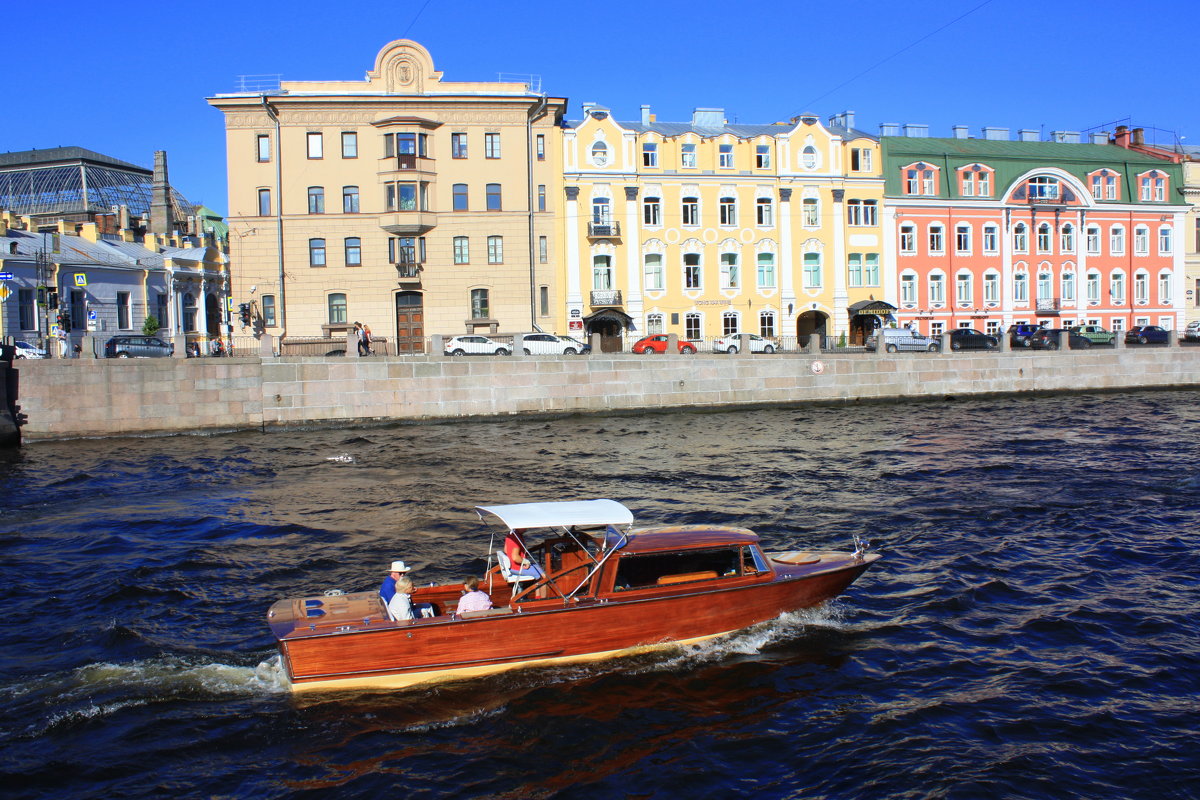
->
(744, 545), (770, 574)
(613, 548), (741, 590)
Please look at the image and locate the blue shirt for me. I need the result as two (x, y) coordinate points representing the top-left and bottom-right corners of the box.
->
(380, 576), (396, 603)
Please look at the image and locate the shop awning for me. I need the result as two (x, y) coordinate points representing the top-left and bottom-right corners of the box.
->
(847, 300), (897, 316)
(582, 308), (635, 329)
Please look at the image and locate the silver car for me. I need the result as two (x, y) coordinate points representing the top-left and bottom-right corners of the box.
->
(866, 328), (941, 353)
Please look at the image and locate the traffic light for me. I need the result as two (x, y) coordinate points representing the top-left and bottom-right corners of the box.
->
(238, 303), (251, 327)
(57, 311), (71, 333)
(47, 291), (59, 310)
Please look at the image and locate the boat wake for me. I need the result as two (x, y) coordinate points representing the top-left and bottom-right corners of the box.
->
(325, 453), (356, 463)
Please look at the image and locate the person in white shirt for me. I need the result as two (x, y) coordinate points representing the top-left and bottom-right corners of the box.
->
(387, 576), (414, 621)
(456, 576), (493, 614)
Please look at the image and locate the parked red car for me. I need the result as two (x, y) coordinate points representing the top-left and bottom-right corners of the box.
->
(631, 334), (697, 354)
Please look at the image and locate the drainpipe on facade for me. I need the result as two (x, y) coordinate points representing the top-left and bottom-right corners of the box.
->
(526, 94), (549, 331)
(263, 96), (286, 340)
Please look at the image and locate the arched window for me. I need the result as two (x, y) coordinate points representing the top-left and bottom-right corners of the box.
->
(591, 141), (609, 167)
(722, 311), (739, 336)
(1060, 223), (1075, 253)
(646, 313), (664, 334)
(1012, 223), (1028, 253)
(719, 195), (737, 226)
(327, 292), (347, 324)
(470, 288), (489, 319)
(801, 146), (818, 170)
(929, 273), (945, 304)
(1037, 223), (1052, 253)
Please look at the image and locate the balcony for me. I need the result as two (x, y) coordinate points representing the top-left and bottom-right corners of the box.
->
(382, 154), (437, 177)
(1036, 298), (1060, 313)
(590, 289), (622, 306)
(588, 220), (621, 239)
(395, 261), (422, 284)
(379, 211), (438, 235)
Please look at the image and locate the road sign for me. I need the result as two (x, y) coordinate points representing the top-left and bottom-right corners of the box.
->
(74, 273), (88, 287)
(0, 271), (13, 280)
(88, 310), (97, 321)
(0, 285), (10, 301)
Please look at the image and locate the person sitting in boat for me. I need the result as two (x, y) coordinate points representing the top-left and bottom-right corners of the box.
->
(387, 576), (415, 621)
(504, 529), (544, 579)
(380, 560), (412, 604)
(456, 576), (493, 614)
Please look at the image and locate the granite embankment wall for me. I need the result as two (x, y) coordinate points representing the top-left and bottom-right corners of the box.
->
(11, 348), (1200, 441)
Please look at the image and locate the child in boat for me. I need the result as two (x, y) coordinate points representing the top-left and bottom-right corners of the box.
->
(457, 576), (493, 613)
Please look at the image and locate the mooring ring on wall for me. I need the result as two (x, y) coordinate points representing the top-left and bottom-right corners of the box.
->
(811, 360), (825, 375)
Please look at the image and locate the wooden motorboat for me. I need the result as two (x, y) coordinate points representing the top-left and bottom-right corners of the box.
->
(267, 500), (880, 692)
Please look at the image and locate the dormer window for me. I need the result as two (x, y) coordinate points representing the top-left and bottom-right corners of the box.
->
(1089, 169), (1119, 200)
(1139, 170), (1167, 201)
(903, 162), (937, 196)
(959, 163), (992, 197)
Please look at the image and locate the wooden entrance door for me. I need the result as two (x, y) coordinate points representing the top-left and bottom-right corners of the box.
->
(394, 291), (424, 354)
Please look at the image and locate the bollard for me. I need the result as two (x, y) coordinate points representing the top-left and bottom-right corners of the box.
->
(1167, 329), (1178, 348)
(81, 335), (98, 359)
(807, 334), (821, 354)
(667, 333), (679, 356)
(998, 330), (1010, 353)
(738, 333), (752, 357)
(430, 334), (444, 359)
(513, 334), (527, 357)
(173, 334), (187, 359)
(940, 333), (952, 354)
(259, 334), (275, 358)
(1057, 330), (1069, 352)
(1113, 330), (1125, 350)
(590, 332), (601, 355)
(346, 331), (360, 358)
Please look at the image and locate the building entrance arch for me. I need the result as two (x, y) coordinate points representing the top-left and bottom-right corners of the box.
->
(394, 291), (424, 354)
(583, 308), (633, 352)
(796, 310), (829, 348)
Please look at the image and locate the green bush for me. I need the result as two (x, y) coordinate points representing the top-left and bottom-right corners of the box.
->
(142, 315), (160, 336)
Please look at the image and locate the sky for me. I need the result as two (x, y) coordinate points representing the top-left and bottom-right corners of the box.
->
(5, 0), (1197, 218)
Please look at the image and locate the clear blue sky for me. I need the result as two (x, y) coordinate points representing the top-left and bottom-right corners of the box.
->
(5, 0), (1196, 218)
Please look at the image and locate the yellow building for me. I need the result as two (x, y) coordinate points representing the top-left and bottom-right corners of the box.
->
(207, 40), (566, 351)
(561, 107), (885, 347)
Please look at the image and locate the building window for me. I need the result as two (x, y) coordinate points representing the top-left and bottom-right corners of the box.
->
(343, 186), (359, 214)
(1134, 272), (1149, 303)
(1140, 173), (1166, 201)
(536, 134), (545, 161)
(309, 238), (326, 267)
(1014, 273), (1028, 303)
(803, 252), (821, 289)
(685, 313), (701, 340)
(681, 143), (697, 168)
(643, 142), (658, 167)
(1110, 226), (1125, 255)
(592, 198), (611, 225)
(848, 253), (863, 287)
(484, 133), (501, 159)
(1012, 223), (1028, 253)
(1028, 176), (1059, 199)
(486, 183), (502, 211)
(1159, 226), (1172, 254)
(929, 274), (945, 304)
(1086, 225), (1101, 254)
(984, 273), (999, 303)
(900, 224), (916, 253)
(1062, 271), (1075, 302)
(116, 291), (131, 329)
(647, 313), (664, 334)
(1087, 272), (1101, 303)
(643, 196), (661, 226)
(452, 133), (468, 158)
(722, 312), (739, 336)
(341, 132), (357, 158)
(982, 224), (998, 253)
(956, 223), (971, 254)
(453, 184), (468, 211)
(327, 293), (346, 324)
(537, 184), (546, 212)
(1111, 274), (1125, 304)
(900, 273), (916, 304)
(851, 148), (872, 172)
(593, 255), (613, 290)
(759, 311), (776, 338)
(684, 253), (701, 289)
(18, 288), (34, 329)
(256, 134), (271, 163)
(720, 253), (739, 289)
(956, 273), (972, 304)
(847, 200), (876, 226)
(388, 236), (422, 266)
(719, 143), (734, 168)
(1134, 226), (1149, 255)
(756, 198), (773, 227)
(757, 253), (776, 288)
(1159, 272), (1172, 303)
(755, 144), (771, 169)
(719, 196), (736, 226)
(308, 186), (325, 214)
(865, 253), (879, 285)
(801, 146), (818, 170)
(644, 254), (664, 290)
(307, 132), (323, 159)
(471, 288), (489, 319)
(539, 235), (548, 264)
(155, 293), (169, 329)
(682, 196), (699, 226)
(803, 198), (819, 227)
(1037, 223), (1052, 253)
(1037, 271), (1053, 301)
(929, 224), (945, 254)
(345, 237), (361, 267)
(257, 188), (271, 216)
(487, 236), (503, 264)
(905, 166), (936, 195)
(591, 141), (609, 167)
(262, 295), (276, 327)
(1061, 223), (1075, 253)
(453, 236), (469, 264)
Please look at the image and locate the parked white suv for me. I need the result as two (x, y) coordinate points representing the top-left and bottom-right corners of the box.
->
(519, 333), (589, 355)
(444, 335), (511, 356)
(866, 328), (941, 353)
(712, 334), (777, 354)
(1184, 320), (1200, 342)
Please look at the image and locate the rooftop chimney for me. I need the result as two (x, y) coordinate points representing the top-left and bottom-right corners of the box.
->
(641, 104), (652, 125)
(1091, 132), (1109, 145)
(1113, 125), (1131, 148)
(982, 127), (1009, 141)
(692, 108), (726, 128)
(951, 125), (969, 139)
(903, 123), (929, 138)
(1132, 127), (1145, 146)
(827, 110), (856, 130)
(150, 150), (173, 236)
(1051, 131), (1081, 144)
(879, 122), (901, 137)
(1018, 129), (1039, 142)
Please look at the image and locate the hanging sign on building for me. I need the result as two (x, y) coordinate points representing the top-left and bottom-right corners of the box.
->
(0, 271), (14, 280)
(74, 273), (88, 287)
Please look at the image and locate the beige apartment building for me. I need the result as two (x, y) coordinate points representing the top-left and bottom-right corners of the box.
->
(208, 40), (566, 351)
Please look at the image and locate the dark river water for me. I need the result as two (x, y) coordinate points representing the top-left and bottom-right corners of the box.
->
(3, 391), (1199, 799)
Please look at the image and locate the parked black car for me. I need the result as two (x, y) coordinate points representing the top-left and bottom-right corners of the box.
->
(1030, 328), (1091, 350)
(1008, 323), (1044, 348)
(949, 328), (1000, 351)
(104, 335), (174, 358)
(1124, 326), (1169, 345)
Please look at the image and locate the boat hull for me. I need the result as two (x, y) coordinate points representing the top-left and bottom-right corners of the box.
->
(279, 551), (878, 692)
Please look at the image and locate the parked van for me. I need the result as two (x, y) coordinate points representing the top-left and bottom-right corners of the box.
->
(865, 328), (941, 353)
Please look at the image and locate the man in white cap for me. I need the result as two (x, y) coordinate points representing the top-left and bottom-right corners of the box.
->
(380, 560), (412, 604)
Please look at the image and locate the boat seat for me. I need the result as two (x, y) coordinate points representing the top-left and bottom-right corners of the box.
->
(657, 570), (718, 585)
(497, 551), (538, 584)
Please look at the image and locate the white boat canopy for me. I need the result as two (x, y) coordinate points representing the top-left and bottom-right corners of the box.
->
(475, 499), (634, 532)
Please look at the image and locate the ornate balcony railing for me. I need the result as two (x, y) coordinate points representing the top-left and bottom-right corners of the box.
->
(590, 289), (622, 306)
